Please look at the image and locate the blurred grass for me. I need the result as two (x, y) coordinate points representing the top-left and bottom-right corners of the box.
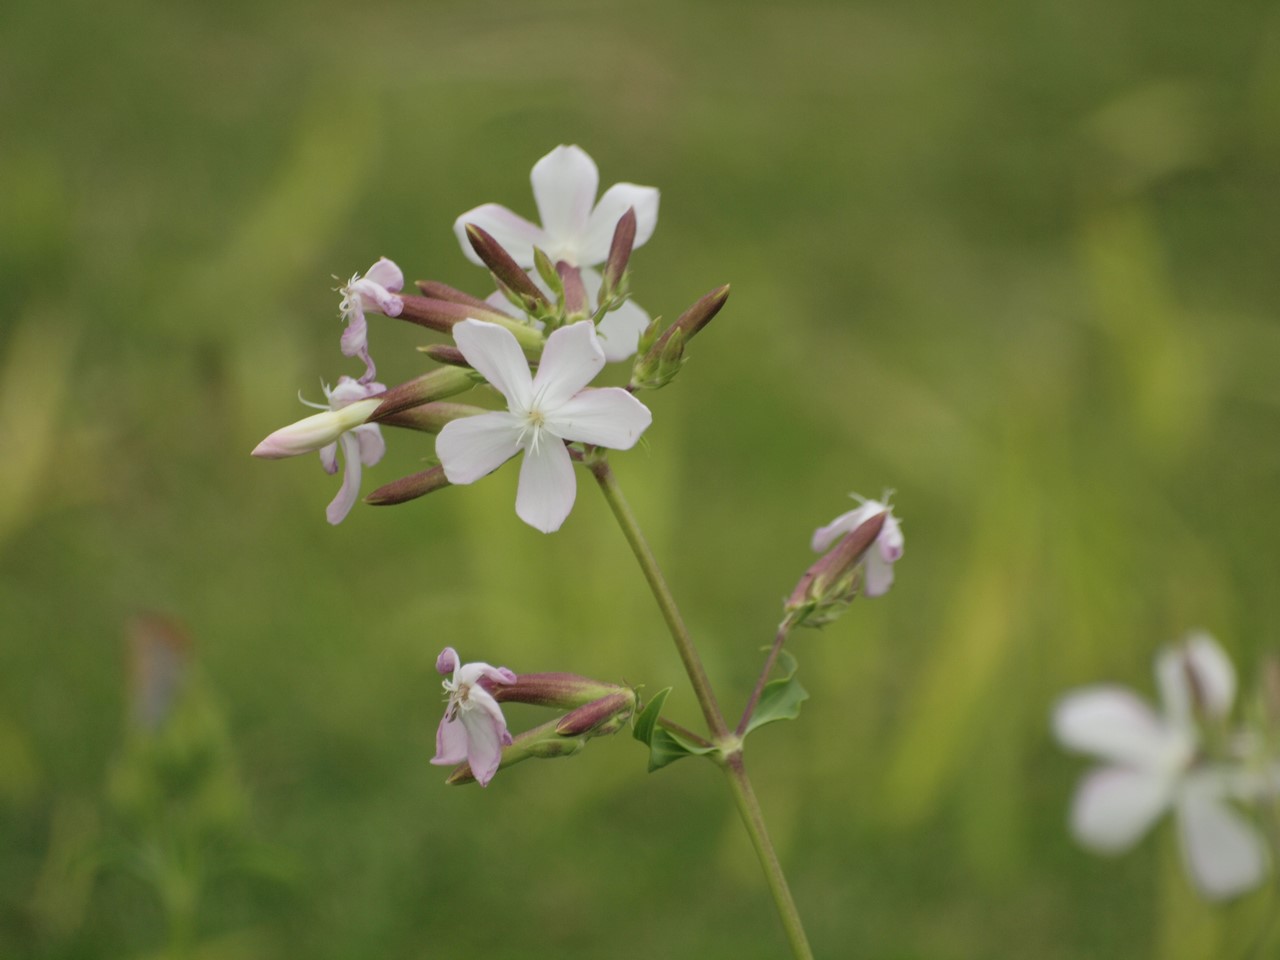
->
(2, 0), (1280, 957)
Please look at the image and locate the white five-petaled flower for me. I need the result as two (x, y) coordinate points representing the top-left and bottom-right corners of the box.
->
(454, 145), (659, 362)
(430, 646), (516, 788)
(436, 319), (652, 534)
(251, 376), (386, 525)
(1053, 633), (1270, 900)
(338, 257), (405, 383)
(811, 494), (904, 597)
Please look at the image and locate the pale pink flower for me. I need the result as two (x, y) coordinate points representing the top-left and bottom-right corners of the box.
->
(1054, 633), (1270, 900)
(436, 319), (652, 533)
(431, 646), (517, 787)
(338, 257), (404, 383)
(811, 495), (904, 597)
(252, 376), (386, 525)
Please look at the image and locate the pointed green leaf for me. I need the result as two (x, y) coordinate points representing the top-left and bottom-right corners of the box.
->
(632, 688), (716, 772)
(632, 687), (671, 746)
(743, 650), (808, 736)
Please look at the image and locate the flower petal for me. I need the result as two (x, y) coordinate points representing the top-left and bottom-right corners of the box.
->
(515, 439), (576, 533)
(877, 514), (905, 563)
(811, 502), (882, 553)
(325, 433), (363, 525)
(547, 388), (652, 450)
(863, 554), (896, 597)
(431, 714), (470, 766)
(531, 145), (599, 253)
(318, 442), (338, 475)
(461, 702), (508, 787)
(363, 257), (404, 295)
(452, 319), (534, 410)
(530, 321), (605, 410)
(436, 647), (459, 676)
(453, 203), (547, 269)
(353, 423), (385, 466)
(436, 411), (522, 485)
(582, 182), (660, 265)
(1070, 766), (1173, 852)
(1158, 633), (1236, 724)
(1176, 774), (1269, 899)
(1053, 686), (1183, 769)
(595, 297), (651, 363)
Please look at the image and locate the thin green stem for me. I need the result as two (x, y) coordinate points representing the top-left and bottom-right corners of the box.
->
(589, 453), (814, 960)
(723, 753), (815, 960)
(737, 621), (793, 736)
(588, 456), (728, 739)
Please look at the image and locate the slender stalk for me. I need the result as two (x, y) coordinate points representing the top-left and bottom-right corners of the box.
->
(588, 456), (728, 739)
(737, 621), (792, 736)
(588, 454), (814, 960)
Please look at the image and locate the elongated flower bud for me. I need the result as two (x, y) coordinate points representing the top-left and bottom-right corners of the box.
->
(464, 223), (550, 310)
(364, 465), (451, 506)
(489, 672), (631, 709)
(600, 207), (637, 301)
(251, 397), (382, 459)
(414, 280), (501, 313)
(369, 367), (480, 421)
(378, 402), (487, 434)
(555, 691), (635, 737)
(630, 285), (730, 390)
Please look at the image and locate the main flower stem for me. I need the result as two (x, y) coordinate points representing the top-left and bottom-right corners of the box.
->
(588, 455), (814, 960)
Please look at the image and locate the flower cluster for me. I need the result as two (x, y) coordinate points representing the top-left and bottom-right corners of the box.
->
(1054, 633), (1280, 900)
(251, 145), (698, 532)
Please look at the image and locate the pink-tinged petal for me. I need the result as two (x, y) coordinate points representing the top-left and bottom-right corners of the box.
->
(863, 554), (896, 597)
(531, 145), (599, 250)
(582, 183), (660, 265)
(1176, 774), (1269, 899)
(877, 514), (905, 563)
(1070, 766), (1173, 852)
(461, 702), (508, 786)
(1053, 686), (1183, 769)
(453, 203), (547, 269)
(340, 317), (376, 383)
(363, 257), (404, 295)
(530, 321), (605, 409)
(351, 278), (403, 319)
(515, 439), (576, 533)
(352, 423), (385, 466)
(431, 714), (469, 765)
(452, 319), (534, 409)
(318, 442), (339, 475)
(595, 297), (651, 362)
(547, 388), (652, 450)
(436, 647), (459, 676)
(436, 411), (522, 485)
(812, 504), (879, 553)
(457, 661), (516, 689)
(253, 402), (377, 459)
(325, 433), (364, 525)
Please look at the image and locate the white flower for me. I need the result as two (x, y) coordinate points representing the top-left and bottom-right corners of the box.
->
(435, 319), (652, 533)
(811, 494), (904, 597)
(1053, 633), (1270, 900)
(252, 376), (386, 525)
(454, 145), (659, 361)
(338, 257), (404, 383)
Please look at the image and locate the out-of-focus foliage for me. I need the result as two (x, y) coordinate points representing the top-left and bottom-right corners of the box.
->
(2, 0), (1279, 957)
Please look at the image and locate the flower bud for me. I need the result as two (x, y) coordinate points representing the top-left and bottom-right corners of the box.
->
(414, 280), (502, 313)
(396, 295), (544, 351)
(489, 672), (631, 710)
(557, 262), (589, 320)
(629, 285), (729, 390)
(369, 367), (480, 421)
(600, 207), (637, 302)
(785, 511), (887, 627)
(251, 397), (382, 459)
(554, 690), (636, 737)
(464, 223), (551, 312)
(377, 401), (487, 434)
(418, 344), (471, 368)
(364, 465), (451, 506)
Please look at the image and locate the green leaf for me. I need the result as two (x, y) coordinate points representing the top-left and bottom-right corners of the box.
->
(743, 651), (809, 736)
(632, 688), (716, 772)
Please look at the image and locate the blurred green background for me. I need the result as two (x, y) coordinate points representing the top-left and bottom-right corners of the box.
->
(3, 0), (1280, 957)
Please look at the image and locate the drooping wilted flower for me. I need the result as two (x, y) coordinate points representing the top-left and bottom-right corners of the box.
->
(811, 494), (904, 598)
(431, 647), (517, 787)
(338, 257), (405, 383)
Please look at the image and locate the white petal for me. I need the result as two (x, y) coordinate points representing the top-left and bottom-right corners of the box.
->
(515, 440), (576, 533)
(531, 321), (605, 411)
(878, 514), (905, 562)
(1053, 686), (1183, 769)
(325, 433), (363, 525)
(581, 183), (660, 265)
(531, 145), (598, 251)
(1176, 774), (1269, 899)
(436, 412), (522, 485)
(1182, 633), (1236, 718)
(453, 203), (547, 269)
(547, 388), (652, 450)
(595, 298), (651, 362)
(1070, 766), (1174, 852)
(353, 423), (385, 466)
(452, 319), (533, 409)
(863, 554), (895, 597)
(461, 705), (507, 787)
(318, 442), (338, 475)
(364, 257), (404, 293)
